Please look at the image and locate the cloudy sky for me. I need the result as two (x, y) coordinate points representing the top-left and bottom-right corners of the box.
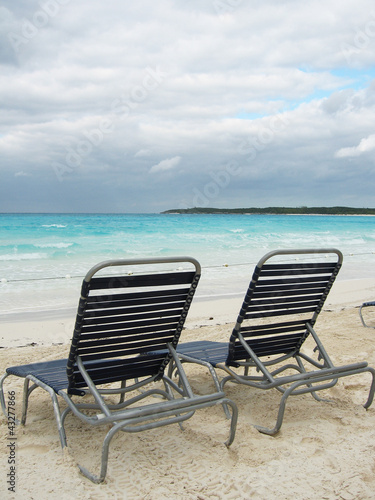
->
(1, 0), (375, 213)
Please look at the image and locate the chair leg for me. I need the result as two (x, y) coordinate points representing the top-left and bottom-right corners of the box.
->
(118, 380), (126, 404)
(20, 379), (43, 425)
(161, 378), (185, 430)
(223, 398), (238, 446)
(78, 424), (119, 483)
(253, 368), (375, 436)
(45, 387), (68, 448)
(0, 372), (9, 419)
(77, 398), (236, 484)
(220, 376), (239, 419)
(254, 389), (290, 436)
(0, 374), (36, 426)
(21, 378), (32, 425)
(78, 417), (179, 483)
(294, 356), (334, 403)
(359, 303), (375, 329)
(24, 376), (68, 448)
(253, 375), (323, 436)
(363, 367), (375, 409)
(167, 360), (175, 379)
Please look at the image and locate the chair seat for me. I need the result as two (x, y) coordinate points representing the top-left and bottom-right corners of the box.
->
(7, 359), (69, 393)
(6, 356), (159, 394)
(145, 341), (229, 366)
(177, 341), (228, 366)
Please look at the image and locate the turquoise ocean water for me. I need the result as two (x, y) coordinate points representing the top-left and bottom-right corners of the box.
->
(1, 213), (374, 315)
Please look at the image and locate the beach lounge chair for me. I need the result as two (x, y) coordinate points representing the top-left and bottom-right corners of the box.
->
(0, 257), (237, 483)
(173, 249), (375, 435)
(359, 301), (375, 328)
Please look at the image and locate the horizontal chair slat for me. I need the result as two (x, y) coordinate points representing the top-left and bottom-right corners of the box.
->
(259, 268), (335, 277)
(88, 271), (196, 290)
(73, 361), (164, 386)
(261, 262), (337, 270)
(77, 342), (173, 361)
(251, 286), (327, 299)
(78, 330), (177, 349)
(79, 321), (179, 340)
(246, 298), (321, 312)
(74, 354), (164, 373)
(71, 356), (163, 375)
(85, 289), (190, 309)
(246, 332), (305, 348)
(241, 318), (307, 331)
(240, 323), (307, 338)
(233, 334), (304, 358)
(82, 301), (186, 320)
(73, 371), (158, 387)
(256, 276), (330, 287)
(252, 344), (298, 357)
(248, 294), (323, 307)
(82, 311), (183, 331)
(77, 338), (175, 357)
(232, 344), (298, 360)
(245, 305), (318, 319)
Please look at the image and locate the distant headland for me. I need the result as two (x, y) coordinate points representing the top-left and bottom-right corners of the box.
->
(161, 206), (375, 215)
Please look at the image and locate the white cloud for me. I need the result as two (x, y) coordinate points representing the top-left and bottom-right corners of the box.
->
(15, 171), (31, 177)
(134, 149), (152, 158)
(335, 134), (375, 158)
(150, 156), (182, 174)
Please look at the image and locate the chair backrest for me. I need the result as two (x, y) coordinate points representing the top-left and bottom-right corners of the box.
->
(227, 249), (342, 364)
(67, 257), (201, 394)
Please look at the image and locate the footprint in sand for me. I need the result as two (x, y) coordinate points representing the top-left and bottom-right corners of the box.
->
(18, 444), (50, 455)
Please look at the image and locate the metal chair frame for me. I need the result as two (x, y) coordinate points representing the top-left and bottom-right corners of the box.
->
(0, 257), (238, 483)
(173, 249), (375, 435)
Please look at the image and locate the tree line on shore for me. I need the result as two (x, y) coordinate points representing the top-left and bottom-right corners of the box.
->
(162, 206), (375, 215)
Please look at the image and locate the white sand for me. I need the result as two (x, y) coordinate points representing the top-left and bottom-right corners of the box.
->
(1, 278), (375, 499)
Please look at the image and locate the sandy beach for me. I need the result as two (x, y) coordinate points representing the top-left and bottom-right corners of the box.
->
(1, 277), (375, 499)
